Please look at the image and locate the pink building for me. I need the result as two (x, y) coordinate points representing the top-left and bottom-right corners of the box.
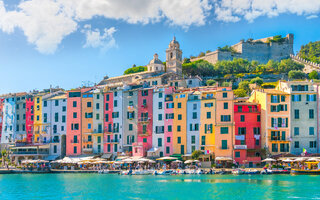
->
(103, 92), (114, 154)
(133, 88), (153, 157)
(164, 87), (174, 156)
(0, 98), (4, 140)
(25, 96), (34, 143)
(66, 89), (88, 156)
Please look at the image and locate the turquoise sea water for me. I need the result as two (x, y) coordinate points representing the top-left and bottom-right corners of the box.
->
(0, 174), (319, 199)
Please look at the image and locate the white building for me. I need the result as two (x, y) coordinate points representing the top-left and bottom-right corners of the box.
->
(151, 88), (165, 157)
(1, 96), (16, 144)
(186, 92), (201, 154)
(112, 89), (123, 154)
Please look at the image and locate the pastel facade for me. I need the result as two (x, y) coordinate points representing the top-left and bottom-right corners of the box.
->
(249, 89), (290, 156)
(103, 92), (114, 154)
(92, 89), (104, 154)
(1, 96), (16, 144)
(112, 90), (123, 154)
(0, 98), (4, 141)
(25, 96), (34, 143)
(151, 88), (165, 157)
(277, 81), (318, 155)
(186, 92), (201, 154)
(33, 95), (43, 143)
(215, 88), (234, 158)
(81, 91), (94, 155)
(164, 87), (174, 156)
(172, 92), (188, 155)
(15, 94), (27, 143)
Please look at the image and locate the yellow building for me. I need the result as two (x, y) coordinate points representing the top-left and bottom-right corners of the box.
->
(33, 94), (43, 143)
(81, 91), (94, 155)
(172, 92), (188, 155)
(249, 89), (290, 155)
(200, 90), (216, 154)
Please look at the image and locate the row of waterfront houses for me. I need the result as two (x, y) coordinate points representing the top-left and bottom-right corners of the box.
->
(0, 37), (319, 167)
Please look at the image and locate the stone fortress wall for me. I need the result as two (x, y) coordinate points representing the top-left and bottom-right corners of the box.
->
(191, 34), (294, 64)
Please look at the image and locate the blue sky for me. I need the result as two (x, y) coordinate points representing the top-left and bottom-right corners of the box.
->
(0, 0), (319, 94)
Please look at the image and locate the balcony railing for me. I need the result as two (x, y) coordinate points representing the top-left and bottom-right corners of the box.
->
(269, 136), (290, 142)
(104, 128), (113, 133)
(70, 139), (79, 144)
(138, 131), (150, 136)
(234, 145), (247, 150)
(138, 117), (150, 124)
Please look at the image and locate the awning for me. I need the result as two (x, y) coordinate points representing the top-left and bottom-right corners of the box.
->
(215, 157), (233, 161)
(45, 155), (59, 161)
(101, 154), (112, 159)
(147, 147), (160, 157)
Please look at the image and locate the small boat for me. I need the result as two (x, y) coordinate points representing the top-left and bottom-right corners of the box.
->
(291, 161), (320, 175)
(260, 169), (273, 174)
(232, 169), (245, 175)
(132, 170), (153, 175)
(244, 169), (259, 175)
(154, 170), (173, 175)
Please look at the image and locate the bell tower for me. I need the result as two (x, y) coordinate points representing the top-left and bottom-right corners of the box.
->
(166, 36), (182, 75)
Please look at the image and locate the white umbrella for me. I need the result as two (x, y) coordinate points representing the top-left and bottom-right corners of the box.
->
(261, 158), (276, 162)
(173, 160), (183, 163)
(295, 157), (307, 162)
(307, 158), (320, 161)
(156, 157), (178, 161)
(282, 158), (294, 162)
(148, 160), (156, 163)
(184, 160), (194, 164)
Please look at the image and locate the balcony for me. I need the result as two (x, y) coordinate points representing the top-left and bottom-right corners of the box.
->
(70, 139), (79, 144)
(104, 128), (113, 134)
(92, 129), (103, 134)
(138, 131), (150, 136)
(269, 136), (290, 142)
(138, 117), (150, 124)
(234, 145), (247, 150)
(83, 139), (93, 143)
(83, 148), (93, 152)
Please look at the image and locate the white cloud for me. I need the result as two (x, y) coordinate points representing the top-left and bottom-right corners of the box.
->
(214, 0), (320, 22)
(306, 15), (318, 19)
(82, 24), (117, 52)
(0, 0), (211, 54)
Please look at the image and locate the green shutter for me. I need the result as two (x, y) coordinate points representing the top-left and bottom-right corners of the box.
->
(307, 94), (310, 101)
(299, 95), (301, 101)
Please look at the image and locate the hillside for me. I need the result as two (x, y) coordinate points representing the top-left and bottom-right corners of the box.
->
(123, 65), (147, 75)
(298, 41), (320, 64)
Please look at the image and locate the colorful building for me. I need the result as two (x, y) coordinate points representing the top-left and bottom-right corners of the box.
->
(25, 96), (34, 143)
(249, 89), (290, 156)
(81, 90), (94, 155)
(1, 96), (16, 144)
(164, 87), (174, 156)
(92, 89), (104, 154)
(234, 102), (262, 167)
(103, 91), (114, 154)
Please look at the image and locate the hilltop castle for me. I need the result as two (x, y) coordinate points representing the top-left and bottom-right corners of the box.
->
(191, 34), (294, 64)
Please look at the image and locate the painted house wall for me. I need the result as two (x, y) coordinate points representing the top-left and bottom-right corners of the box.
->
(25, 97), (34, 143)
(103, 92), (114, 154)
(33, 95), (43, 143)
(152, 88), (165, 157)
(172, 92), (187, 155)
(215, 88), (234, 158)
(112, 90), (123, 154)
(200, 92), (215, 154)
(92, 90), (104, 154)
(81, 92), (94, 155)
(122, 90), (138, 154)
(186, 94), (201, 154)
(1, 97), (16, 144)
(164, 87), (174, 156)
(15, 95), (27, 142)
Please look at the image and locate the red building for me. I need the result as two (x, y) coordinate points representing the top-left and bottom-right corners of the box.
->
(234, 102), (262, 167)
(25, 96), (34, 143)
(103, 92), (113, 154)
(133, 88), (153, 157)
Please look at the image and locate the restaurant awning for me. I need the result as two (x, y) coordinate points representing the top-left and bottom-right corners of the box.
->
(101, 154), (112, 159)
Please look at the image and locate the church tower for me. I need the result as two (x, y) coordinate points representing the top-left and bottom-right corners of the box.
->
(166, 36), (182, 75)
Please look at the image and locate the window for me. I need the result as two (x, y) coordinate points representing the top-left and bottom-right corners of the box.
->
(114, 91), (118, 97)
(167, 125), (172, 132)
(205, 103), (213, 107)
(221, 140), (227, 149)
(292, 95), (301, 102)
(158, 102), (163, 109)
(55, 113), (59, 122)
(223, 102), (228, 109)
(105, 114), (109, 122)
(191, 136), (195, 144)
(281, 95), (286, 102)
(223, 93), (227, 98)
(73, 146), (77, 154)
(192, 112), (197, 119)
(306, 94), (316, 102)
(114, 100), (118, 107)
(235, 152), (240, 158)
(294, 141), (299, 148)
(177, 137), (181, 144)
(96, 114), (100, 120)
(272, 143), (278, 152)
(166, 147), (170, 154)
(310, 141), (317, 148)
(207, 112), (211, 119)
(309, 109), (314, 119)
(53, 125), (57, 133)
(62, 106), (66, 112)
(271, 95), (280, 103)
(158, 138), (162, 147)
(253, 127), (260, 135)
(55, 100), (59, 106)
(240, 115), (245, 122)
(193, 104), (197, 110)
(43, 101), (47, 107)
(201, 136), (206, 145)
(141, 90), (148, 96)
(73, 101), (77, 107)
(159, 93), (163, 98)
(177, 125), (181, 132)
(88, 123), (91, 129)
(221, 115), (231, 122)
(96, 103), (100, 110)
(178, 114), (182, 120)
(167, 137), (171, 143)
(158, 114), (162, 121)
(54, 145), (57, 154)
(294, 109), (299, 119)
(87, 102), (92, 108)
(155, 126), (164, 133)
(257, 115), (261, 122)
(178, 103), (181, 108)
(129, 124), (133, 131)
(238, 127), (246, 135)
(112, 112), (119, 118)
(309, 127), (315, 135)
(221, 127), (229, 134)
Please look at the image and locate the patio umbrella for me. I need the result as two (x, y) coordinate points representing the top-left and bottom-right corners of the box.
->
(173, 160), (182, 163)
(148, 160), (156, 163)
(295, 157), (307, 162)
(307, 158), (320, 162)
(184, 160), (194, 164)
(282, 158), (294, 162)
(261, 158), (276, 162)
(156, 157), (177, 161)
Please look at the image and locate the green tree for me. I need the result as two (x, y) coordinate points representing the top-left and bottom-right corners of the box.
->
(198, 52), (205, 57)
(309, 70), (319, 79)
(191, 150), (203, 160)
(298, 41), (320, 64)
(278, 59), (304, 73)
(250, 77), (263, 86)
(123, 66), (147, 75)
(234, 89), (247, 97)
(206, 79), (216, 86)
(238, 80), (250, 93)
(183, 58), (191, 63)
(288, 70), (306, 80)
